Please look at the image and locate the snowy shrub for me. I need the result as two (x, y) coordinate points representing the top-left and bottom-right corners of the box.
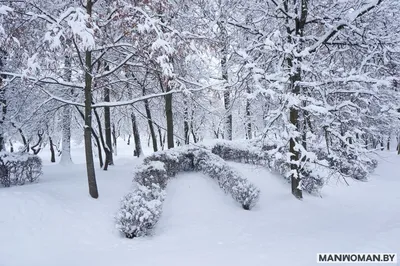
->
(116, 146), (260, 238)
(209, 140), (324, 194)
(116, 184), (165, 238)
(192, 149), (260, 210)
(210, 140), (272, 165)
(0, 152), (42, 187)
(134, 161), (169, 189)
(144, 150), (195, 175)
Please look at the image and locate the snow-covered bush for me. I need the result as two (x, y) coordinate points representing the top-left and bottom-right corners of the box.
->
(134, 161), (169, 189)
(193, 149), (260, 210)
(210, 141), (270, 165)
(116, 146), (260, 238)
(116, 184), (165, 238)
(0, 152), (42, 187)
(143, 149), (195, 175)
(208, 140), (324, 194)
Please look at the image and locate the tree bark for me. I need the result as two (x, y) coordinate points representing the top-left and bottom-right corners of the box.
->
(183, 100), (190, 144)
(103, 63), (113, 166)
(83, 0), (99, 199)
(165, 80), (174, 149)
(143, 91), (158, 152)
(75, 106), (103, 168)
(49, 137), (56, 163)
(92, 108), (110, 170)
(131, 112), (143, 157)
(217, 15), (232, 141)
(112, 123), (118, 156)
(286, 0), (309, 200)
(245, 91), (252, 139)
(0, 51), (6, 151)
(60, 42), (73, 165)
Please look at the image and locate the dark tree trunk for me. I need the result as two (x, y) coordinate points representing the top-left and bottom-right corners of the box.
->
(9, 141), (13, 153)
(184, 102), (190, 145)
(112, 123), (117, 156)
(387, 136), (390, 151)
(103, 64), (113, 166)
(245, 95), (252, 140)
(165, 81), (174, 149)
(286, 0), (308, 200)
(144, 97), (158, 152)
(131, 112), (142, 157)
(49, 137), (56, 163)
(92, 108), (111, 170)
(83, 0), (98, 199)
(75, 106), (103, 168)
(31, 130), (44, 155)
(158, 125), (165, 150)
(0, 50), (7, 151)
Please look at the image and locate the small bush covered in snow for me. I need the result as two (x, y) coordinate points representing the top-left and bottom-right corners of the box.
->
(116, 184), (165, 238)
(0, 152), (42, 188)
(193, 149), (260, 210)
(116, 146), (260, 238)
(134, 161), (169, 189)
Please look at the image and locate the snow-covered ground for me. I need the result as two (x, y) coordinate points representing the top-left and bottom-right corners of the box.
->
(0, 140), (399, 266)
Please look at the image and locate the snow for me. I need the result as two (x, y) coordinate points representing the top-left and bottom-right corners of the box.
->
(0, 5), (13, 15)
(0, 141), (399, 266)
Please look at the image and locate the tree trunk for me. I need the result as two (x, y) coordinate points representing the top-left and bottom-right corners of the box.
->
(49, 137), (56, 163)
(83, 0), (98, 199)
(190, 110), (198, 143)
(165, 80), (174, 149)
(60, 44), (73, 165)
(144, 97), (158, 152)
(387, 136), (390, 151)
(75, 106), (103, 168)
(286, 0), (309, 200)
(245, 92), (252, 139)
(157, 125), (165, 150)
(0, 51), (7, 151)
(131, 112), (143, 157)
(0, 86), (6, 151)
(112, 123), (117, 156)
(183, 101), (190, 144)
(217, 16), (232, 141)
(9, 141), (13, 152)
(103, 64), (113, 166)
(60, 105), (73, 164)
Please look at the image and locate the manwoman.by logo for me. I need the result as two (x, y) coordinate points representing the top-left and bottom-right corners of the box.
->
(317, 253), (397, 264)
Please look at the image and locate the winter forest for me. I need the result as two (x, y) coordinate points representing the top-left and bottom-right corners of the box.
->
(0, 0), (399, 265)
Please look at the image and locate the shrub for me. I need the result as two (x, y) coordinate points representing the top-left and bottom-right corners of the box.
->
(193, 149), (260, 210)
(116, 146), (260, 238)
(116, 184), (165, 238)
(0, 152), (42, 187)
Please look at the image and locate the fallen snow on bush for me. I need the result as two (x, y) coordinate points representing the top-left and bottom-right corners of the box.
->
(0, 152), (42, 187)
(116, 146), (260, 238)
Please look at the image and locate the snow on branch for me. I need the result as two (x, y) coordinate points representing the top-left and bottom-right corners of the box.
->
(302, 0), (383, 55)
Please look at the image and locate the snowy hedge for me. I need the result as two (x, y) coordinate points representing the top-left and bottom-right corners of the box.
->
(116, 147), (260, 238)
(208, 140), (324, 194)
(208, 140), (377, 194)
(0, 152), (42, 187)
